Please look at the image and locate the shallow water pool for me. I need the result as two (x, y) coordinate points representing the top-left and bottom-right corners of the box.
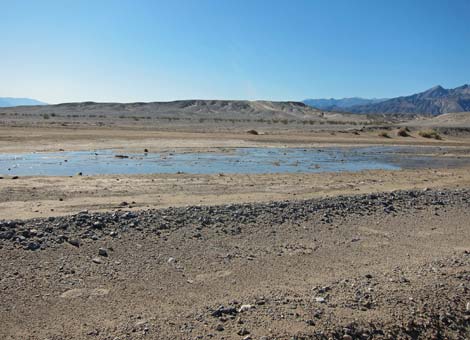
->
(0, 146), (468, 176)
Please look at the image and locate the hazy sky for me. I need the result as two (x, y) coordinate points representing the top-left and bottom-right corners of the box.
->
(2, 0), (470, 103)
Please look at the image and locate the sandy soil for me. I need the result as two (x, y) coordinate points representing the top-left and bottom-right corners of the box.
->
(1, 126), (470, 154)
(1, 167), (470, 220)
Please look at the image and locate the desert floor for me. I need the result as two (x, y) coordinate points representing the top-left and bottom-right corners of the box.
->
(1, 124), (470, 339)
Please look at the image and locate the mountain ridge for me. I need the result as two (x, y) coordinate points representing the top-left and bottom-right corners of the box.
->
(303, 97), (387, 110)
(344, 84), (470, 115)
(0, 97), (47, 107)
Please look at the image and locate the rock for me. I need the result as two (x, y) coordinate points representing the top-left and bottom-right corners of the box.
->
(315, 297), (326, 303)
(0, 231), (15, 239)
(215, 324), (224, 331)
(211, 306), (238, 317)
(237, 328), (250, 336)
(98, 248), (108, 257)
(92, 221), (103, 229)
(26, 242), (40, 251)
(68, 239), (80, 247)
(238, 304), (253, 313)
(92, 257), (102, 264)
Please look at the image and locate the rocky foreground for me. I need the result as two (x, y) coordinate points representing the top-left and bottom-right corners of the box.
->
(1, 189), (470, 339)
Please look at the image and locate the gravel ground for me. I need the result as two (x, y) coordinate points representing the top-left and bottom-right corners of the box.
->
(1, 188), (470, 339)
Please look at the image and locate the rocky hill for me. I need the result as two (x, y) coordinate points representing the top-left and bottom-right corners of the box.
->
(0, 99), (349, 121)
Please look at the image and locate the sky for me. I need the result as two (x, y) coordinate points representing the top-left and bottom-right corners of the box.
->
(1, 0), (470, 104)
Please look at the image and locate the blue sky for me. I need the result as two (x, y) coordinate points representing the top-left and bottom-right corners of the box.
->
(1, 0), (470, 103)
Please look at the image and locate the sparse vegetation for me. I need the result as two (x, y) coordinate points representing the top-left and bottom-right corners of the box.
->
(378, 131), (391, 138)
(397, 127), (410, 137)
(418, 130), (442, 140)
(42, 113), (50, 119)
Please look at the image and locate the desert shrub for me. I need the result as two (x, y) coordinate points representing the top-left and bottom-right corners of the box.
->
(42, 113), (50, 119)
(246, 129), (259, 135)
(378, 131), (391, 138)
(419, 130), (442, 140)
(397, 127), (410, 137)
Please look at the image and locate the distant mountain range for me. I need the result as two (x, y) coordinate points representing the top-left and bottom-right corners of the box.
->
(303, 97), (387, 110)
(0, 97), (47, 107)
(304, 85), (470, 115)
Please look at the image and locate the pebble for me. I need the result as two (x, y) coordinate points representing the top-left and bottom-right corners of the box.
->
(68, 239), (80, 247)
(98, 248), (108, 257)
(237, 328), (250, 336)
(238, 304), (253, 313)
(92, 257), (102, 264)
(1, 188), (469, 254)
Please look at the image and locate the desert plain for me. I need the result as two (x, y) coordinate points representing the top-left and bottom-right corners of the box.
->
(1, 103), (470, 339)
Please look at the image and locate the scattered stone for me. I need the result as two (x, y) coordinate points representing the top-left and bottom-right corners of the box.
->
(237, 328), (250, 336)
(92, 257), (102, 264)
(211, 306), (238, 317)
(68, 239), (80, 247)
(98, 248), (108, 257)
(315, 297), (326, 303)
(26, 242), (40, 251)
(238, 304), (253, 313)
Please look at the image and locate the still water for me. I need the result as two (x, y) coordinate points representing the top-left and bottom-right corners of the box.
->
(0, 146), (467, 176)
